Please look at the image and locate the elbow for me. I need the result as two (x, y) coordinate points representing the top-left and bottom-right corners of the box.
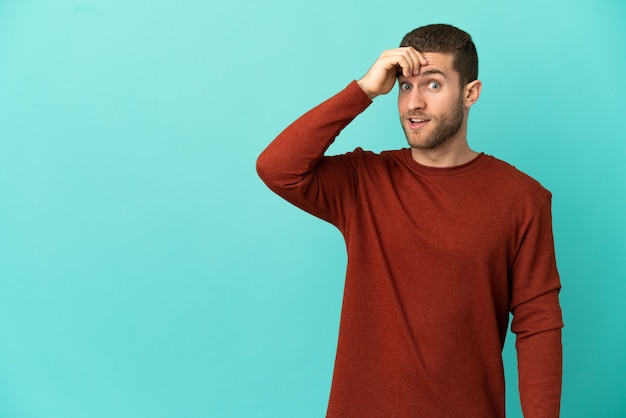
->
(256, 149), (275, 185)
(256, 148), (288, 191)
(257, 145), (309, 192)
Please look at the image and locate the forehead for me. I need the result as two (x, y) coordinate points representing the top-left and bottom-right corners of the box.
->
(420, 52), (455, 76)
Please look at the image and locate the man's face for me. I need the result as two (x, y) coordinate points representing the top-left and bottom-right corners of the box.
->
(397, 52), (466, 150)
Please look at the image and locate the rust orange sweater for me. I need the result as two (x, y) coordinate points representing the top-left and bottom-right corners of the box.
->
(257, 81), (563, 417)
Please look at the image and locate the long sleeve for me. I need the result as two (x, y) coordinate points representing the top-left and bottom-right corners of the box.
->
(256, 81), (371, 226)
(510, 196), (564, 417)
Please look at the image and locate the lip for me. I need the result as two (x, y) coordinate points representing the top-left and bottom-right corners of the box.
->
(406, 116), (431, 130)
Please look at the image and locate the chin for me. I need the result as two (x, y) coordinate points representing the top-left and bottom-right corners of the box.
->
(405, 133), (448, 150)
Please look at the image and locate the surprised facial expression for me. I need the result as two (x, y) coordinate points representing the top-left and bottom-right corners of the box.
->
(398, 52), (466, 150)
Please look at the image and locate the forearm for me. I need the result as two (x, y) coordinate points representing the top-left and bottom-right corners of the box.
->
(256, 81), (371, 193)
(517, 327), (562, 417)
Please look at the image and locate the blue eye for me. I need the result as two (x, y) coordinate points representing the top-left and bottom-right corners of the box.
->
(427, 82), (441, 90)
(400, 83), (412, 91)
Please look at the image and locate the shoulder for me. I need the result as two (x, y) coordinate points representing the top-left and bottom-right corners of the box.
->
(481, 155), (551, 199)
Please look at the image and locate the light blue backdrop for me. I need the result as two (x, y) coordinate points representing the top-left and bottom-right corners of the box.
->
(0, 1), (624, 417)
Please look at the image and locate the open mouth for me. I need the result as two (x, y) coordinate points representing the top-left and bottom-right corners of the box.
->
(407, 117), (430, 130)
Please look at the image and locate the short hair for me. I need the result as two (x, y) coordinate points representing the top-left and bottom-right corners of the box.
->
(399, 24), (478, 86)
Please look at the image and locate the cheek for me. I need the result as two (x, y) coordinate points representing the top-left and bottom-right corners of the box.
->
(430, 91), (461, 110)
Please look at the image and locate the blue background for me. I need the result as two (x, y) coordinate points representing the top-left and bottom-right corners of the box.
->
(0, 1), (624, 417)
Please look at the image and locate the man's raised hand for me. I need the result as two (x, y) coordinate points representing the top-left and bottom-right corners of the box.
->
(357, 47), (428, 100)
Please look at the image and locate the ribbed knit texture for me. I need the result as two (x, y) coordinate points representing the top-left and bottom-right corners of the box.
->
(257, 81), (563, 418)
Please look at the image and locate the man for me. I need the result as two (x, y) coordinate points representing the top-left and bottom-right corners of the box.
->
(257, 24), (563, 417)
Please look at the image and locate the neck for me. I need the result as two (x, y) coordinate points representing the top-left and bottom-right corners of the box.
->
(410, 133), (478, 168)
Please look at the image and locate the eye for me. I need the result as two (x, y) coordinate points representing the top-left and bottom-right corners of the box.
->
(399, 82), (412, 91)
(427, 81), (441, 90)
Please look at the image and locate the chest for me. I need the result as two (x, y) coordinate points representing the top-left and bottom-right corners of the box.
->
(346, 168), (524, 271)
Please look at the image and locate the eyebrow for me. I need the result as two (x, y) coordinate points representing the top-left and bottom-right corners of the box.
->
(397, 68), (447, 80)
(420, 69), (447, 78)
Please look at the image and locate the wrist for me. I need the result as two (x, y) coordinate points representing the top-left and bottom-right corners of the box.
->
(356, 79), (378, 100)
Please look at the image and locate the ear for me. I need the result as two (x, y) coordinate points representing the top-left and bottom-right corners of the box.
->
(464, 80), (482, 108)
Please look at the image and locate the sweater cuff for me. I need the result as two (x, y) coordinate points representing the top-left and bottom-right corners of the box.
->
(347, 80), (374, 105)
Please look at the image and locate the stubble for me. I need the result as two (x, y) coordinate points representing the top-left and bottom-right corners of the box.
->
(401, 96), (465, 150)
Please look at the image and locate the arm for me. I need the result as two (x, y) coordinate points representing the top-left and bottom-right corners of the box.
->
(256, 47), (428, 224)
(510, 196), (564, 417)
(256, 81), (371, 225)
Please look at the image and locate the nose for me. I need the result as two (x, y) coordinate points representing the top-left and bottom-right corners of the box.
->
(405, 88), (426, 111)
